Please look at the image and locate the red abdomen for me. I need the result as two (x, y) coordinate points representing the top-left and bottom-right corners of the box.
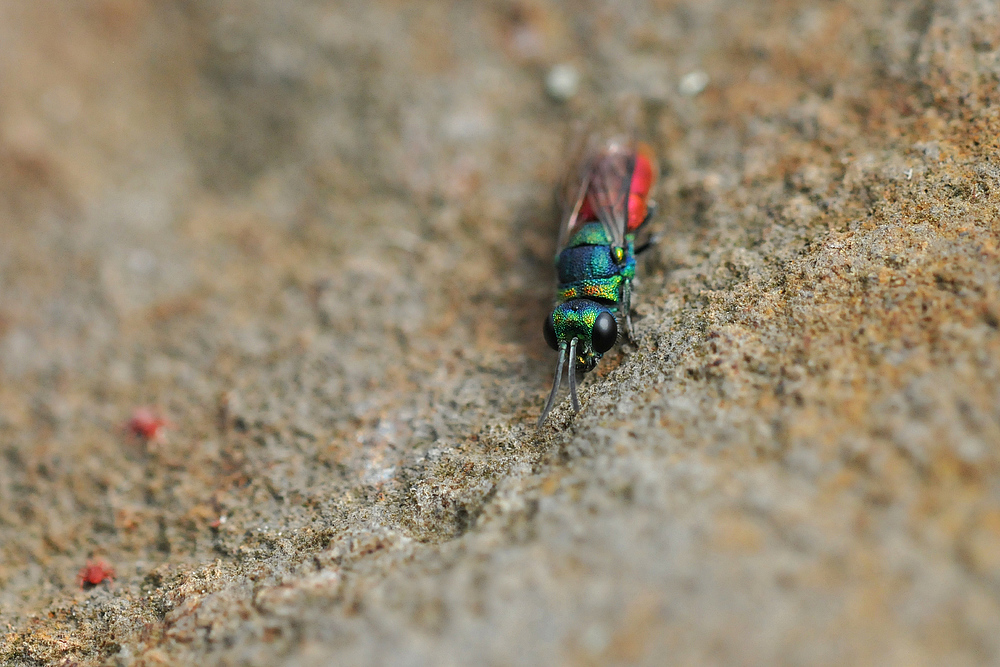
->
(627, 145), (655, 232)
(577, 143), (656, 232)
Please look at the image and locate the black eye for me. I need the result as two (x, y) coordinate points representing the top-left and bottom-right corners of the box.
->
(592, 312), (617, 353)
(543, 314), (558, 350)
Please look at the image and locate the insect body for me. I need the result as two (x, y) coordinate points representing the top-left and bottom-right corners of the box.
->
(538, 136), (657, 426)
(77, 559), (115, 588)
(127, 407), (169, 442)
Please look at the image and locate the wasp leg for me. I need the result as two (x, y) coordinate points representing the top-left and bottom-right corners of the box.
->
(634, 197), (660, 255)
(619, 281), (637, 344)
(625, 310), (636, 343)
(635, 234), (661, 256)
(636, 199), (659, 230)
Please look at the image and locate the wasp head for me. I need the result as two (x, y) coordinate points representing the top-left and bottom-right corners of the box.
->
(544, 299), (618, 372)
(537, 299), (619, 427)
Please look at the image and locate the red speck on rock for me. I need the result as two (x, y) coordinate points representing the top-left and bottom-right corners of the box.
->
(127, 407), (168, 441)
(77, 559), (115, 589)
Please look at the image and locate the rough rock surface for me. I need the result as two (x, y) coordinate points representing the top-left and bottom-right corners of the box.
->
(1, 0), (999, 665)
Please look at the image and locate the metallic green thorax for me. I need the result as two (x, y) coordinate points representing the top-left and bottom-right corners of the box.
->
(551, 222), (636, 371)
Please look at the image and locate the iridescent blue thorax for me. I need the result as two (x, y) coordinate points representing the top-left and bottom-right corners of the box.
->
(555, 222), (635, 309)
(545, 222), (637, 377)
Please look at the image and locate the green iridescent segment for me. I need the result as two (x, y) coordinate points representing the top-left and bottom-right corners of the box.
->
(568, 222), (613, 247)
(555, 222), (635, 308)
(548, 223), (638, 372)
(557, 275), (623, 303)
(550, 299), (614, 372)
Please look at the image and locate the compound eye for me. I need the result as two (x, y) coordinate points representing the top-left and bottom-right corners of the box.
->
(592, 312), (617, 353)
(543, 313), (558, 350)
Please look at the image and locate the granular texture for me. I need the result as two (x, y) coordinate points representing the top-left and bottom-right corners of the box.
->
(1, 1), (999, 665)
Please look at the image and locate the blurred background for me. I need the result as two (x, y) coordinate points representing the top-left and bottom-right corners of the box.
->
(1, 1), (999, 664)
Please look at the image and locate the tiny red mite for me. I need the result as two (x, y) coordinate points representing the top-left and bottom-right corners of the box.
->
(127, 407), (168, 441)
(77, 559), (115, 588)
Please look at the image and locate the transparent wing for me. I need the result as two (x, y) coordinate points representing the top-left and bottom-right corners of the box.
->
(585, 140), (636, 249)
(555, 129), (598, 252)
(555, 133), (637, 252)
(555, 97), (647, 251)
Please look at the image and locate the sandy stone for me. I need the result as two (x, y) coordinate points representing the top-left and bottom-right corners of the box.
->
(1, 0), (999, 665)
